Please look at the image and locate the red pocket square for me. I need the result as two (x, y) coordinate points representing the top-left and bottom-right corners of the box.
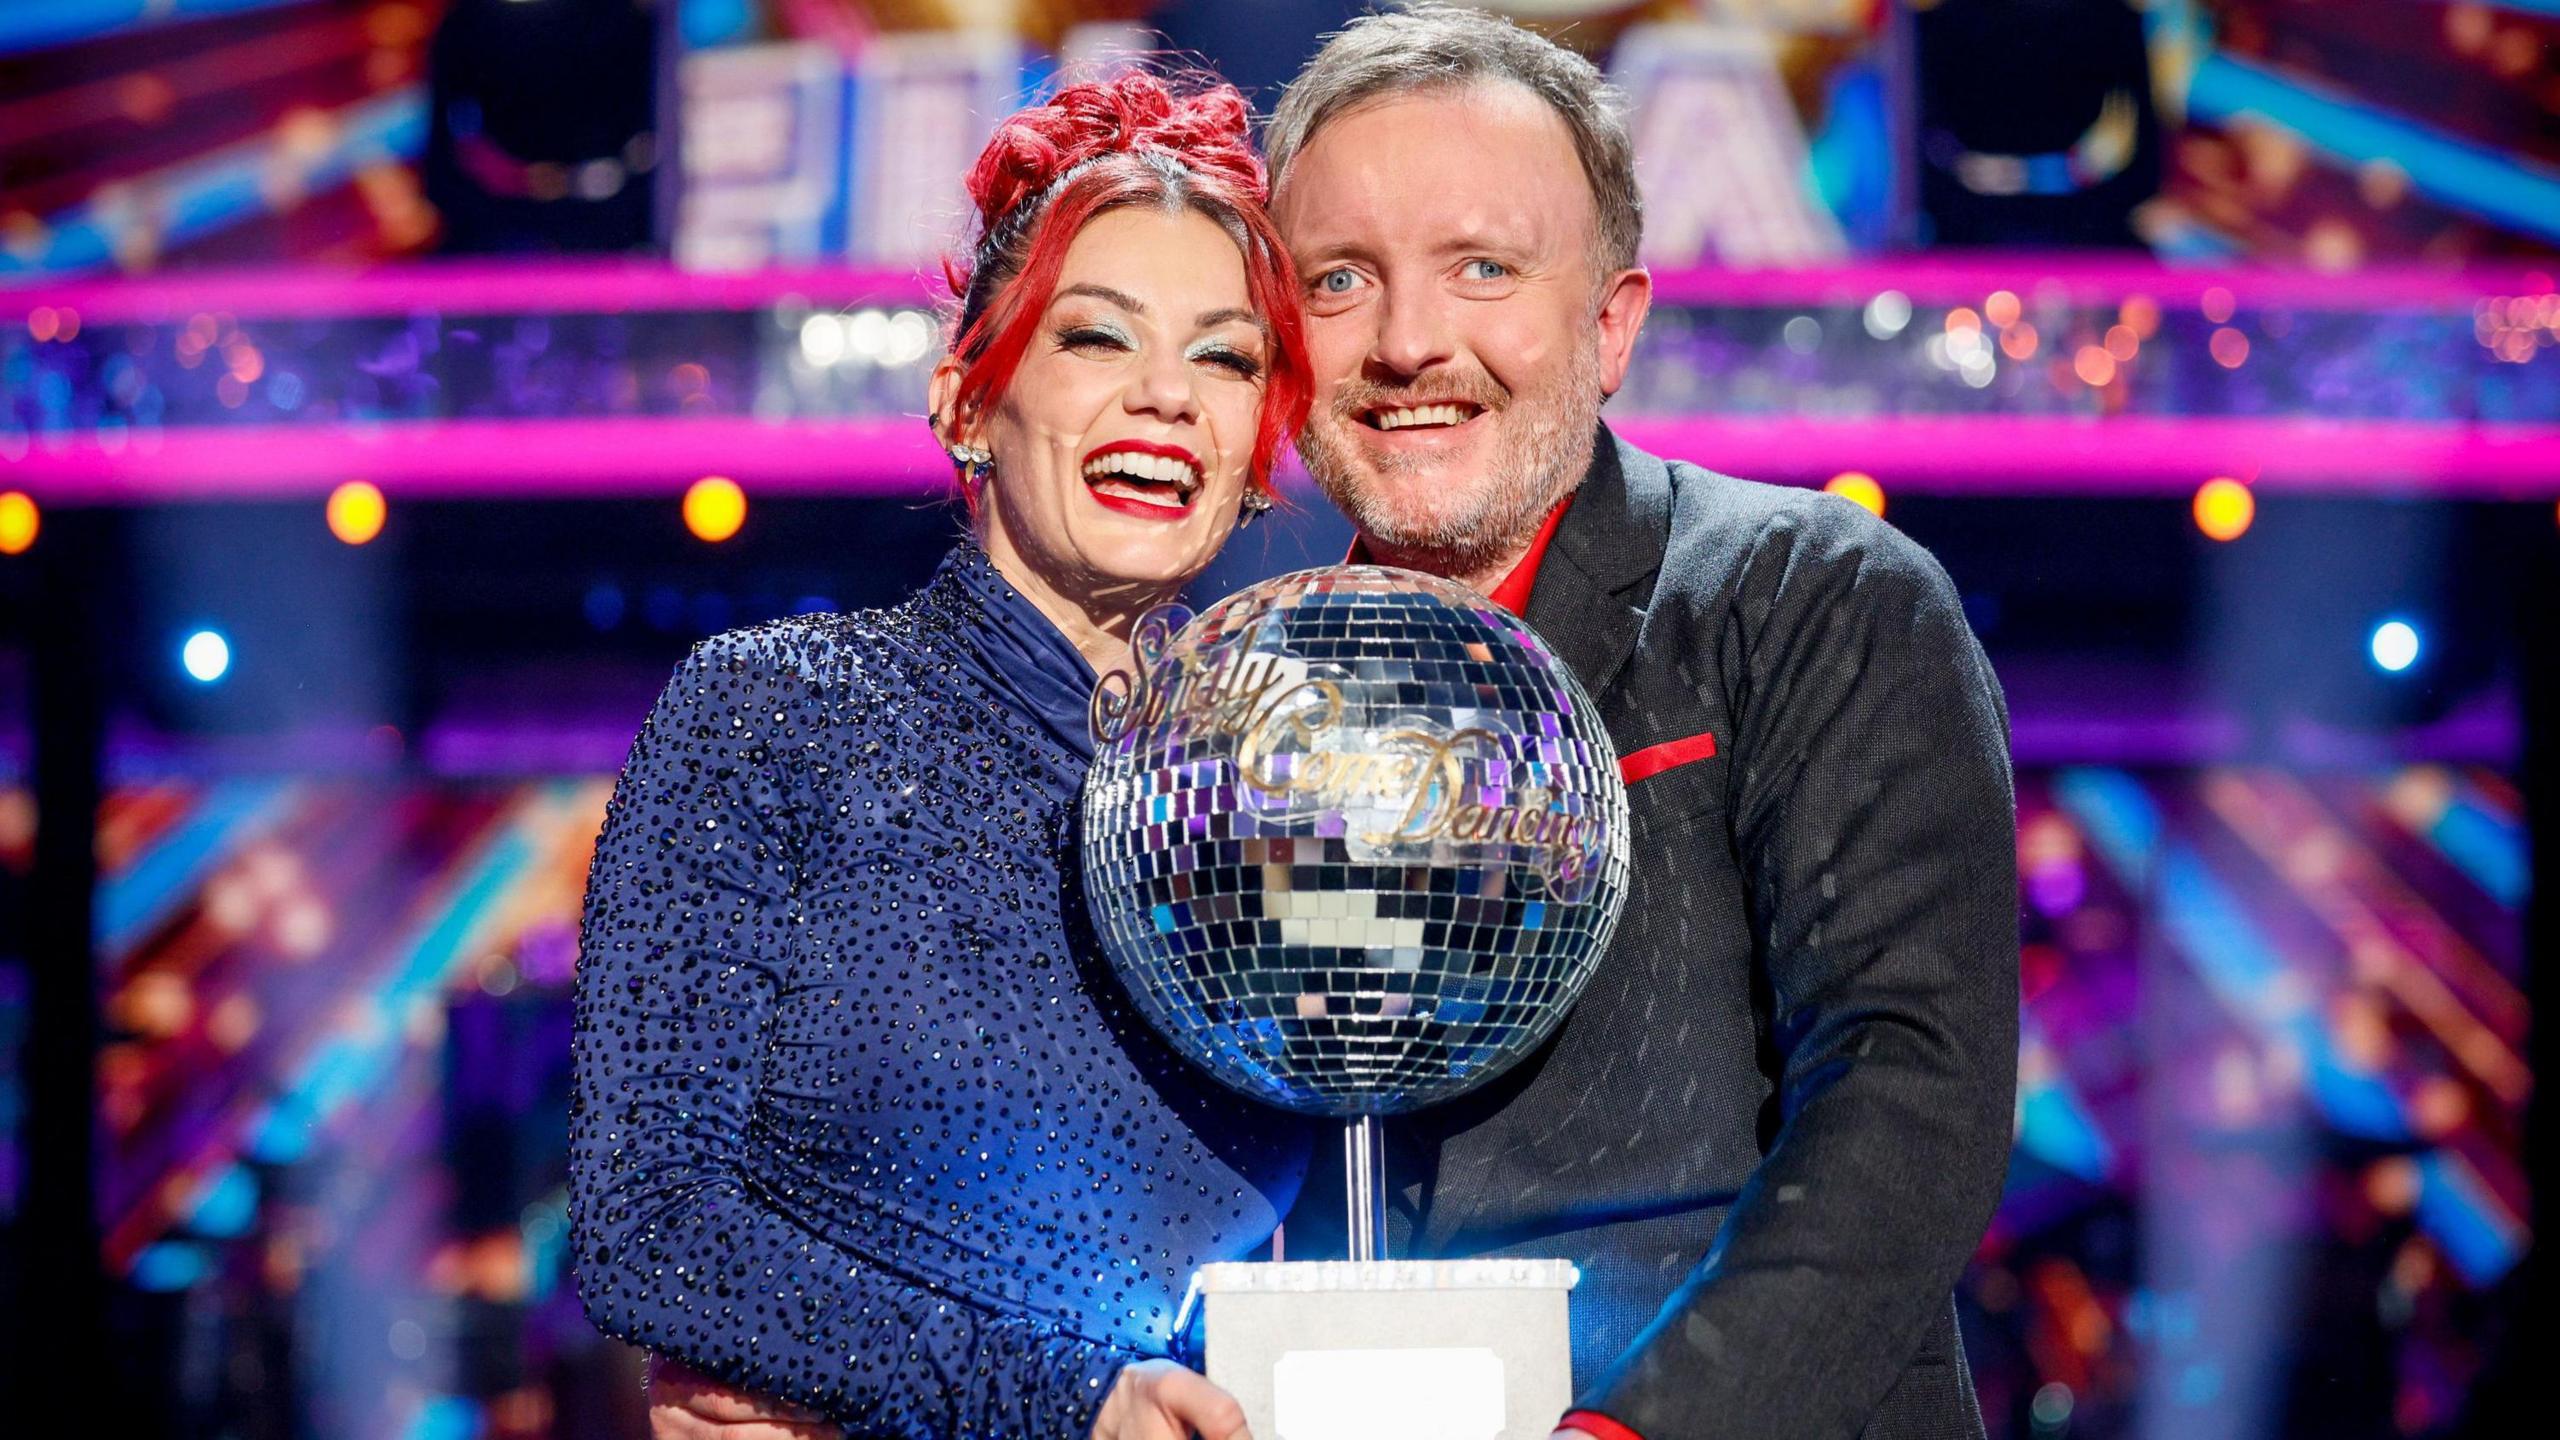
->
(1619, 731), (1719, 784)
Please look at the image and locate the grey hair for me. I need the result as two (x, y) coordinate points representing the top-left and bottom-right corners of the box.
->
(1266, 3), (1643, 276)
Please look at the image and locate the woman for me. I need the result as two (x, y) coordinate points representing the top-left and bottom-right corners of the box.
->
(570, 74), (1314, 1440)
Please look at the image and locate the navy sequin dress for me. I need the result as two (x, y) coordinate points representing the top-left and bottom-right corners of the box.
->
(571, 540), (1311, 1438)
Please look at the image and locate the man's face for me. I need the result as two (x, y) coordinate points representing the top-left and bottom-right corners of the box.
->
(1274, 81), (1648, 578)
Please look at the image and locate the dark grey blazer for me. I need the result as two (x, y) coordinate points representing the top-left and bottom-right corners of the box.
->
(1366, 428), (2020, 1440)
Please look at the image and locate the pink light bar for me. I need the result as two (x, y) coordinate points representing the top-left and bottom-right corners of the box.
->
(1645, 253), (2556, 312)
(12, 413), (2558, 501)
(9, 417), (946, 499)
(0, 258), (944, 325)
(1610, 415), (2560, 497)
(4, 252), (2549, 325)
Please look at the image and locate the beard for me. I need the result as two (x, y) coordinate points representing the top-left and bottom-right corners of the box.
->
(1297, 340), (1605, 581)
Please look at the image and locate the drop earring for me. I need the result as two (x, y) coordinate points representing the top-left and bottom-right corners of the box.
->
(1238, 489), (1273, 527)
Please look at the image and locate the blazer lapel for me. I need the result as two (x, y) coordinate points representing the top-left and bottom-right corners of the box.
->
(1523, 425), (1672, 715)
(1401, 429), (1677, 1253)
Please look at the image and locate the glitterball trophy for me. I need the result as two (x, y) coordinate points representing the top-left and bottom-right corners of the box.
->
(1082, 566), (1630, 1440)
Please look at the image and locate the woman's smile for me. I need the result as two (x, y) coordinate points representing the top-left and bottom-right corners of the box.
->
(1081, 439), (1206, 519)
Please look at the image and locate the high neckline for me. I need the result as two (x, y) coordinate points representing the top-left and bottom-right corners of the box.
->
(933, 537), (1103, 762)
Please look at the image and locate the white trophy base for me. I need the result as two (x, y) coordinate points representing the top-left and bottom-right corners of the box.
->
(1175, 1258), (1579, 1440)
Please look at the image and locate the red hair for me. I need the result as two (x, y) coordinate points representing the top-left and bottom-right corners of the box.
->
(943, 73), (1311, 507)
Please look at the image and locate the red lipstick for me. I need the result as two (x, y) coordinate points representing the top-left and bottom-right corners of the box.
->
(1080, 439), (1205, 522)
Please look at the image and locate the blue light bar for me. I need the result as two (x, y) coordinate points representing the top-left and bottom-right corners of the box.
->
(0, 87), (426, 278)
(0, 0), (315, 57)
(2185, 49), (2560, 245)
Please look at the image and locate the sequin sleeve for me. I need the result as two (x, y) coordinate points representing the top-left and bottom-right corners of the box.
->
(569, 630), (1136, 1437)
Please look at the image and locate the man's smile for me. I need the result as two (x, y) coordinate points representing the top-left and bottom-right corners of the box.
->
(1361, 401), (1486, 431)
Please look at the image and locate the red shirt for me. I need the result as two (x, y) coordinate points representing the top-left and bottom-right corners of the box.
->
(1347, 496), (1574, 616)
(1558, 1412), (1645, 1440)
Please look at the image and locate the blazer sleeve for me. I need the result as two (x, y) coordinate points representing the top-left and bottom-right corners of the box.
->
(1579, 501), (2020, 1439)
(569, 632), (1135, 1439)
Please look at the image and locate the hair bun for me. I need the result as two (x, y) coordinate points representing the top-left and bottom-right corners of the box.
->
(965, 72), (1266, 235)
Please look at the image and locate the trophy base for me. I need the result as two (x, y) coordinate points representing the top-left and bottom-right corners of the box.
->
(1175, 1258), (1579, 1440)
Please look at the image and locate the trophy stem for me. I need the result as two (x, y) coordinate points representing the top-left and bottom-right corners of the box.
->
(1344, 1114), (1388, 1262)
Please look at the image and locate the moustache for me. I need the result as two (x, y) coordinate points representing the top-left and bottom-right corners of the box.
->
(1326, 374), (1509, 422)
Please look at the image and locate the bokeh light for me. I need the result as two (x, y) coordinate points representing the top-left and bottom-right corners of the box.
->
(0, 490), (38, 554)
(683, 476), (747, 542)
(326, 481), (386, 545)
(1862, 289), (1911, 339)
(799, 313), (846, 367)
(1825, 471), (1886, 517)
(2211, 327), (2252, 368)
(182, 629), (233, 683)
(2194, 478), (2255, 541)
(2369, 620), (2421, 673)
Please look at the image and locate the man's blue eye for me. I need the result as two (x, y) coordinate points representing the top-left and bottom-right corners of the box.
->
(1464, 260), (1508, 280)
(1319, 269), (1360, 294)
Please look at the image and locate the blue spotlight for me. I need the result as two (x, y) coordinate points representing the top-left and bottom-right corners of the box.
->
(2369, 619), (2421, 674)
(181, 629), (231, 683)
(583, 581), (626, 632)
(642, 584), (685, 632)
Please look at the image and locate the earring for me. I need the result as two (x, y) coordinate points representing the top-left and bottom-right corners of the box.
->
(931, 413), (991, 472)
(1238, 489), (1273, 526)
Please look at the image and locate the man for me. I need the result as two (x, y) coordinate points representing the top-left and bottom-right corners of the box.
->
(1256, 10), (2016, 1439)
(650, 7), (2018, 1437)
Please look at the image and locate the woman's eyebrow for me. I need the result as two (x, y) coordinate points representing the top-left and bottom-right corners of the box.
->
(1057, 283), (1146, 313)
(1195, 307), (1257, 329)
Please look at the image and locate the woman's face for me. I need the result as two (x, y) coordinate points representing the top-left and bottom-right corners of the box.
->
(964, 205), (1270, 606)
